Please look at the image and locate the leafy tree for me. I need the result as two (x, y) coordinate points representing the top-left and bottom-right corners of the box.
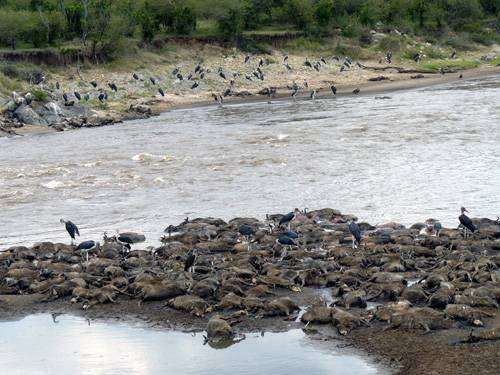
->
(139, 1), (159, 43)
(218, 7), (244, 39)
(359, 0), (385, 26)
(442, 0), (484, 28)
(280, 0), (315, 32)
(479, 0), (500, 13)
(0, 0), (496, 54)
(85, 0), (126, 61)
(173, 6), (197, 34)
(0, 10), (25, 49)
(62, 1), (84, 38)
(315, 0), (334, 27)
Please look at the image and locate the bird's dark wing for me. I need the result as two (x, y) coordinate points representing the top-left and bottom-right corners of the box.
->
(76, 240), (94, 250)
(66, 221), (79, 239)
(459, 215), (476, 232)
(118, 235), (133, 244)
(349, 222), (362, 242)
(279, 212), (294, 225)
(184, 254), (195, 271)
(284, 231), (298, 239)
(278, 235), (294, 245)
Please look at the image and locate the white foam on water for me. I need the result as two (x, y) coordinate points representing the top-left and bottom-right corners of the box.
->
(41, 180), (67, 189)
(132, 153), (173, 162)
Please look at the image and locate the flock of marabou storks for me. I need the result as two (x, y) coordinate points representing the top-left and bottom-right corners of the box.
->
(60, 206), (479, 270)
(56, 53), (376, 107)
(52, 48), (463, 107)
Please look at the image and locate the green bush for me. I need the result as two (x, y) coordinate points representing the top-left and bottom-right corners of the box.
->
(173, 6), (197, 34)
(445, 0), (484, 29)
(339, 16), (363, 38)
(240, 38), (272, 54)
(445, 34), (475, 50)
(279, 0), (315, 32)
(139, 1), (159, 43)
(0, 10), (32, 49)
(377, 35), (404, 52)
(359, 0), (385, 26)
(335, 42), (362, 59)
(218, 8), (244, 38)
(242, 0), (260, 30)
(470, 30), (500, 45)
(479, 0), (500, 13)
(0, 72), (22, 96)
(422, 46), (449, 59)
(315, 0), (334, 28)
(31, 88), (49, 102)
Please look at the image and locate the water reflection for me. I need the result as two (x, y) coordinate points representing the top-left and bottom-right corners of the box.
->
(0, 314), (379, 375)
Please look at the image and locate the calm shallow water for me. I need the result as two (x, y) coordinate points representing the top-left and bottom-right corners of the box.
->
(0, 314), (379, 375)
(0, 76), (499, 247)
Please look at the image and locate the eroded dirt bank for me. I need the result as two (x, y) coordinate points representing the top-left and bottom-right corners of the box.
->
(1, 208), (499, 374)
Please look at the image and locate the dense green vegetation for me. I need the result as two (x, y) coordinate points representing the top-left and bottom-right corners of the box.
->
(0, 0), (498, 60)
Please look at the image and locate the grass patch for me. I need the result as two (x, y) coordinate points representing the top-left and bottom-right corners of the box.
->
(284, 37), (325, 52)
(335, 42), (362, 59)
(445, 33), (476, 51)
(377, 35), (405, 52)
(487, 56), (500, 66)
(0, 62), (45, 83)
(194, 19), (219, 38)
(422, 46), (449, 59)
(240, 39), (272, 54)
(470, 30), (500, 46)
(421, 59), (480, 71)
(0, 72), (22, 96)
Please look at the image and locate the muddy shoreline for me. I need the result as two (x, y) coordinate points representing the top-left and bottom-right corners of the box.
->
(2, 64), (499, 138)
(2, 293), (498, 374)
(1, 209), (499, 374)
(169, 66), (500, 111)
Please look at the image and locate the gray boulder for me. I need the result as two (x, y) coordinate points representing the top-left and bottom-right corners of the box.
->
(14, 104), (48, 126)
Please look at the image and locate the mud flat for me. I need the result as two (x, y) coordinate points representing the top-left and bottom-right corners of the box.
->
(1, 208), (499, 374)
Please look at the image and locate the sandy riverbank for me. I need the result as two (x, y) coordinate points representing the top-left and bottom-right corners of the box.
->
(1, 46), (499, 137)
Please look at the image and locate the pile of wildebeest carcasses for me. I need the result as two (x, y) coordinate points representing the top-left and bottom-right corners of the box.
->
(1, 208), (499, 344)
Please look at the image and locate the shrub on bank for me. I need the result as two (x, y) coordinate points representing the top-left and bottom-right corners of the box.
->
(377, 35), (405, 52)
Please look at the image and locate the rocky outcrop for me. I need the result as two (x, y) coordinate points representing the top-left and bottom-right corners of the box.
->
(13, 104), (48, 126)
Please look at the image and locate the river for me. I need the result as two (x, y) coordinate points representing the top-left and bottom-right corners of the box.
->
(1, 76), (499, 248)
(0, 314), (380, 375)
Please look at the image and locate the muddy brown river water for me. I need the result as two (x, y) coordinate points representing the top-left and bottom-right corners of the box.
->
(1, 76), (499, 248)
